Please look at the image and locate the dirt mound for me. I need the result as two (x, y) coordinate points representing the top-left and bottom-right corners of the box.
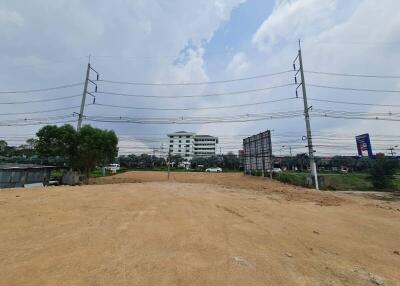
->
(91, 171), (345, 206)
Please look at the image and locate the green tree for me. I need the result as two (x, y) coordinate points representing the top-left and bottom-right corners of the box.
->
(36, 124), (77, 164)
(74, 125), (118, 180)
(0, 140), (7, 152)
(294, 153), (309, 171)
(26, 138), (38, 150)
(35, 124), (118, 182)
(355, 157), (372, 171)
(368, 156), (399, 190)
(330, 156), (356, 170)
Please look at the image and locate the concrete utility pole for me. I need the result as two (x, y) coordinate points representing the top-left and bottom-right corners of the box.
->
(167, 151), (171, 180)
(77, 58), (99, 131)
(77, 62), (91, 131)
(296, 41), (319, 190)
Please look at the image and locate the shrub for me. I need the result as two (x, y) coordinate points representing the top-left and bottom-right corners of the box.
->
(368, 157), (399, 190)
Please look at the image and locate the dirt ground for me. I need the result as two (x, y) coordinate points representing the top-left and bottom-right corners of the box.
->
(1, 172), (399, 285)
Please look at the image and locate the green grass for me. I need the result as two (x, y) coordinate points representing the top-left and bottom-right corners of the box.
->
(274, 171), (400, 192)
(322, 173), (372, 191)
(274, 172), (308, 187)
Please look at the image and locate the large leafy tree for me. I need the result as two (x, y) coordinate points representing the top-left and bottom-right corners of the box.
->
(35, 124), (77, 165)
(74, 125), (118, 178)
(35, 124), (118, 181)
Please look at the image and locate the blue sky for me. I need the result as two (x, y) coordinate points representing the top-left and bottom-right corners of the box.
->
(204, 0), (273, 73)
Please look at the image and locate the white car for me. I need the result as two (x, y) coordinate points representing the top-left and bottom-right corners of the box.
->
(105, 164), (120, 173)
(272, 168), (282, 173)
(205, 167), (222, 173)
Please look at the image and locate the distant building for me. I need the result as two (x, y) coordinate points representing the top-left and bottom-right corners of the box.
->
(194, 135), (219, 158)
(167, 131), (218, 160)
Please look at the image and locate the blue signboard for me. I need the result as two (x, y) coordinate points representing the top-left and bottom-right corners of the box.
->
(356, 133), (373, 157)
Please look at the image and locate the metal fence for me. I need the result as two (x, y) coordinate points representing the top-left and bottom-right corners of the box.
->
(243, 131), (273, 177)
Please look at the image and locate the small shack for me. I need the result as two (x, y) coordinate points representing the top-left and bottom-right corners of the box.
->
(0, 164), (54, 188)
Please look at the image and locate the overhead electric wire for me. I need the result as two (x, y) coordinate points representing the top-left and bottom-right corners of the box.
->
(91, 97), (298, 111)
(313, 114), (400, 122)
(312, 108), (400, 117)
(0, 119), (77, 127)
(0, 105), (87, 116)
(83, 110), (305, 125)
(0, 114), (75, 124)
(98, 70), (293, 86)
(305, 70), (400, 79)
(0, 94), (81, 105)
(98, 83), (295, 99)
(309, 98), (400, 108)
(308, 83), (400, 93)
(0, 82), (83, 94)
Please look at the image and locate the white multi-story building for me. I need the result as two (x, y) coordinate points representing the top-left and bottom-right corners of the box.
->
(167, 131), (218, 160)
(193, 135), (219, 157)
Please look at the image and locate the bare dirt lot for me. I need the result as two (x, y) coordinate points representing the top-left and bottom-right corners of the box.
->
(1, 172), (400, 285)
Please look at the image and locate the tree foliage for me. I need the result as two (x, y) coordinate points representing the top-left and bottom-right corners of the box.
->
(36, 124), (77, 163)
(190, 153), (240, 170)
(119, 154), (166, 169)
(35, 124), (118, 180)
(74, 125), (118, 177)
(368, 156), (399, 190)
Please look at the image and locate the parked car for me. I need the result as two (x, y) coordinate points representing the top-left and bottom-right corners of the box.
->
(272, 168), (282, 173)
(105, 163), (120, 174)
(205, 167), (222, 173)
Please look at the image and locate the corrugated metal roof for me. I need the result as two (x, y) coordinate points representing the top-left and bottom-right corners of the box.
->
(0, 163), (55, 170)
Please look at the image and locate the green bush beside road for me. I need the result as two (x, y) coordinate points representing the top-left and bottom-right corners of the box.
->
(274, 171), (400, 192)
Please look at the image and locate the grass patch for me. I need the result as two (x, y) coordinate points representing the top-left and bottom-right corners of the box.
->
(274, 171), (400, 192)
(274, 172), (308, 188)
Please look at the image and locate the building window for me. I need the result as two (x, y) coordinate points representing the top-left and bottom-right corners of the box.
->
(179, 145), (181, 147)
(170, 140), (173, 143)
(186, 136), (190, 138)
(179, 140), (181, 143)
(170, 145), (173, 148)
(178, 149), (181, 152)
(186, 140), (190, 143)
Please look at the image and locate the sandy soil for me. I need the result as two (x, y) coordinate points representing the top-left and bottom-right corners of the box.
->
(1, 172), (399, 285)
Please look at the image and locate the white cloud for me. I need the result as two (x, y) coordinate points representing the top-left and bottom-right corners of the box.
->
(226, 52), (250, 77)
(0, 7), (24, 32)
(252, 0), (337, 51)
(0, 0), (245, 149)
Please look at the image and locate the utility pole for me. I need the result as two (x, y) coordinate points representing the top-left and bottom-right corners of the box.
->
(167, 151), (171, 180)
(77, 63), (90, 131)
(294, 41), (319, 190)
(388, 145), (398, 157)
(77, 58), (99, 131)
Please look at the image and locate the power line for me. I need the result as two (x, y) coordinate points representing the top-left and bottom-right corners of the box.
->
(0, 105), (86, 116)
(0, 94), (81, 105)
(91, 97), (297, 111)
(305, 70), (400, 79)
(0, 82), (83, 94)
(313, 114), (400, 122)
(309, 98), (400, 108)
(98, 83), (295, 99)
(0, 114), (75, 124)
(308, 83), (400, 93)
(0, 119), (77, 127)
(98, 70), (293, 86)
(84, 110), (305, 124)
